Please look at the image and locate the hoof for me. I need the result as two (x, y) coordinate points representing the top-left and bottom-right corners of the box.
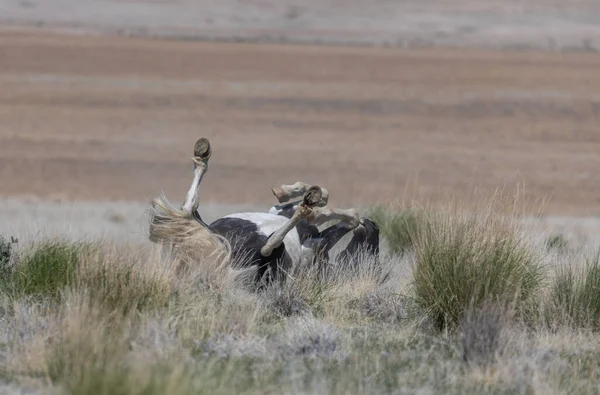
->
(303, 186), (322, 208)
(194, 138), (211, 160)
(271, 186), (289, 203)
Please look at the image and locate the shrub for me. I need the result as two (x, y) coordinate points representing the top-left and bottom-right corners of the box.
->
(275, 316), (341, 360)
(262, 283), (311, 318)
(549, 250), (600, 329)
(347, 291), (408, 324)
(411, 208), (544, 330)
(460, 301), (508, 367)
(262, 277), (334, 320)
(367, 206), (427, 255)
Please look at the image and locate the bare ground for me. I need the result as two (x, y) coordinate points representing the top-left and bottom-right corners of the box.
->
(2, 0), (600, 51)
(1, 31), (600, 216)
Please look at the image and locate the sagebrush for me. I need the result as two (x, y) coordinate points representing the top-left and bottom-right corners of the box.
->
(1, 195), (600, 395)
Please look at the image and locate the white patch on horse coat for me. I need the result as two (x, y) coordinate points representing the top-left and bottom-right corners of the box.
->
(268, 204), (297, 216)
(261, 207), (343, 264)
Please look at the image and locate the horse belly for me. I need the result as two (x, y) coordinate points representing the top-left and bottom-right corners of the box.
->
(220, 213), (303, 262)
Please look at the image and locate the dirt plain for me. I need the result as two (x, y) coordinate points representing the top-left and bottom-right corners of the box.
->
(1, 0), (600, 223)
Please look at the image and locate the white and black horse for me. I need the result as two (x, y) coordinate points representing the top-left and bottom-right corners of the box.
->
(149, 138), (380, 286)
(267, 200), (380, 273)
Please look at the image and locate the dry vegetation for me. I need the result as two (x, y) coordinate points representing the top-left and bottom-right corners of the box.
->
(0, 191), (599, 395)
(4, 3), (600, 393)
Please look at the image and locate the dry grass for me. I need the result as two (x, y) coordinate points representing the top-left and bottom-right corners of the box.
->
(410, 192), (546, 330)
(2, 192), (600, 394)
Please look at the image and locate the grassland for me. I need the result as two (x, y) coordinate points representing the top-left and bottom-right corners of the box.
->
(3, 2), (600, 393)
(1, 191), (600, 395)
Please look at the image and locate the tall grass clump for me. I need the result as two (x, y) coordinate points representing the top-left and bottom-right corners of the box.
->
(45, 295), (191, 395)
(367, 206), (427, 255)
(46, 297), (130, 395)
(549, 250), (600, 329)
(261, 260), (338, 321)
(4, 239), (85, 301)
(76, 245), (175, 315)
(0, 238), (177, 316)
(260, 248), (398, 326)
(411, 194), (545, 330)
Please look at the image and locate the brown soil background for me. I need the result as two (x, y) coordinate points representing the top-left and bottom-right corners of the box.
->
(2, 1), (600, 216)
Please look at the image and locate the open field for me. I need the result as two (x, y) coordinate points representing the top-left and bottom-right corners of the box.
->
(3, 1), (600, 393)
(4, 198), (600, 254)
(3, 193), (600, 395)
(2, 0), (600, 50)
(2, 31), (600, 216)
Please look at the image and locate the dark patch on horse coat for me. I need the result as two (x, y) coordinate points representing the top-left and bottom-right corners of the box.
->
(209, 216), (291, 284)
(337, 217), (380, 264)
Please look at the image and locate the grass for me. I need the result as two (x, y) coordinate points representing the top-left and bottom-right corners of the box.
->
(545, 233), (570, 254)
(2, 239), (83, 301)
(410, 206), (544, 330)
(76, 245), (174, 315)
(367, 206), (427, 255)
(548, 250), (600, 329)
(460, 301), (509, 367)
(3, 193), (600, 394)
